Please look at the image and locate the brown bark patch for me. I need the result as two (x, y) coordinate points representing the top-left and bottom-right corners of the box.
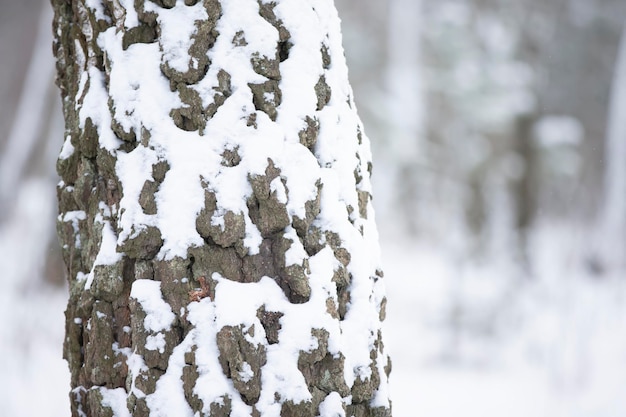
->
(216, 325), (266, 405)
(256, 305), (283, 344)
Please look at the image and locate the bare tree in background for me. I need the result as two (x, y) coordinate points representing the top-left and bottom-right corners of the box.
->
(51, 0), (391, 416)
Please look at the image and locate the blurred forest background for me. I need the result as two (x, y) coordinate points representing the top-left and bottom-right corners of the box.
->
(2, 0), (626, 415)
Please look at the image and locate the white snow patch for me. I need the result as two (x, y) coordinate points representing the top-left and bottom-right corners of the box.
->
(95, 219), (122, 267)
(283, 228), (307, 267)
(243, 219), (263, 255)
(238, 362), (254, 383)
(125, 349), (149, 399)
(269, 177), (287, 204)
(59, 136), (75, 160)
(62, 210), (86, 223)
(118, 0), (139, 28)
(84, 219), (123, 290)
(99, 387), (131, 417)
(78, 67), (122, 151)
(318, 392), (346, 417)
(130, 280), (176, 333)
(115, 148), (158, 221)
(157, 3), (208, 73)
(85, 0), (108, 22)
(62, 210), (86, 249)
(146, 333), (167, 353)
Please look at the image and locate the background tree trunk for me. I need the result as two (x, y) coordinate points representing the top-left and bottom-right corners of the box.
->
(51, 1), (391, 416)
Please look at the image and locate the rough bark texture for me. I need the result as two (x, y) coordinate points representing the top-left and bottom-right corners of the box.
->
(52, 1), (391, 416)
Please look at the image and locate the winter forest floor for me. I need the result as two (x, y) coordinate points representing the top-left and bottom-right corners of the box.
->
(383, 227), (626, 417)
(1, 181), (625, 417)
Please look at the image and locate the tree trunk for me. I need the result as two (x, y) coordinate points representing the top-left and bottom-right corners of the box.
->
(51, 1), (391, 416)
(599, 22), (626, 270)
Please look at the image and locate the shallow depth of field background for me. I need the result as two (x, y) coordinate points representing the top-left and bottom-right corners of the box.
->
(2, 0), (626, 416)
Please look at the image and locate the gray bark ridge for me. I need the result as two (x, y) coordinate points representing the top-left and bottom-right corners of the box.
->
(52, 1), (391, 416)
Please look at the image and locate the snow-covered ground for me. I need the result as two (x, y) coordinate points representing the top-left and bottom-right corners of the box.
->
(383, 225), (626, 417)
(2, 184), (626, 416)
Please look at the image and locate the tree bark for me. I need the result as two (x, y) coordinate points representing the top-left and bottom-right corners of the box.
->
(52, 1), (391, 416)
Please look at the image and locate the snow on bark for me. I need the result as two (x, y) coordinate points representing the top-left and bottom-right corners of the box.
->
(52, 0), (391, 416)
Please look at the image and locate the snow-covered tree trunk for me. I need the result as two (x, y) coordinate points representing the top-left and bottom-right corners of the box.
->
(52, 1), (391, 416)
